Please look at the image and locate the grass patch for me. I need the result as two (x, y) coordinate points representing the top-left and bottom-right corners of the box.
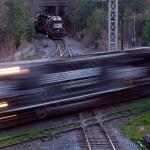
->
(119, 112), (150, 149)
(0, 122), (81, 148)
(48, 122), (81, 135)
(103, 97), (150, 120)
(0, 130), (47, 148)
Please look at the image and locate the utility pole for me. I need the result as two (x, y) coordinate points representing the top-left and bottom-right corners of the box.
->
(131, 15), (136, 47)
(133, 15), (136, 47)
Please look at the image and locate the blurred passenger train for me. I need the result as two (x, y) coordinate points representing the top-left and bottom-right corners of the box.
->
(0, 48), (150, 129)
(35, 13), (66, 39)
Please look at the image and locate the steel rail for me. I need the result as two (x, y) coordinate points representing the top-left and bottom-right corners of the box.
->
(49, 46), (60, 58)
(59, 41), (72, 58)
(50, 40), (72, 59)
(95, 111), (117, 150)
(66, 44), (73, 58)
(60, 45), (68, 58)
(57, 44), (63, 59)
(49, 40), (64, 59)
(79, 113), (92, 150)
(55, 40), (65, 59)
(79, 111), (117, 150)
(1, 107), (149, 148)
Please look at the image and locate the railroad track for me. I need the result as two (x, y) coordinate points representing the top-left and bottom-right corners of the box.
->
(77, 111), (120, 150)
(41, 111), (120, 150)
(49, 39), (72, 59)
(1, 102), (150, 149)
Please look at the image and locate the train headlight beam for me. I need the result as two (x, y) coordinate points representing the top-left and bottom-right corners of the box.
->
(0, 67), (29, 77)
(0, 102), (8, 108)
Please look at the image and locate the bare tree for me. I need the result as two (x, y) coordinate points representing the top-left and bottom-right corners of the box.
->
(0, 0), (9, 29)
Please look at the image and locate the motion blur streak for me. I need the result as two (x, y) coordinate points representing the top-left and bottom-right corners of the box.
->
(0, 115), (17, 121)
(0, 67), (29, 77)
(0, 48), (149, 129)
(0, 102), (8, 108)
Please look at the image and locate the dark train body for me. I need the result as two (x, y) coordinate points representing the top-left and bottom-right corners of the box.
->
(0, 48), (150, 129)
(35, 13), (66, 39)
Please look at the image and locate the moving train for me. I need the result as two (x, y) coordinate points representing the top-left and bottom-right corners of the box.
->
(0, 48), (150, 129)
(35, 13), (66, 39)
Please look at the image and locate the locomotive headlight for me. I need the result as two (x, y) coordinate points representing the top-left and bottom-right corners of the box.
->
(0, 102), (8, 108)
(0, 67), (29, 77)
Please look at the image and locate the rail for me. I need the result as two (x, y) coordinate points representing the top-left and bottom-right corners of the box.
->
(49, 40), (72, 59)
(78, 111), (117, 150)
(95, 111), (117, 150)
(79, 112), (92, 150)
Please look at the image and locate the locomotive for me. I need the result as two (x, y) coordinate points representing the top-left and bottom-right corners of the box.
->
(35, 13), (66, 39)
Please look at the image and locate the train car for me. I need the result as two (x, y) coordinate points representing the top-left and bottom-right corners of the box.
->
(35, 13), (66, 39)
(0, 48), (150, 129)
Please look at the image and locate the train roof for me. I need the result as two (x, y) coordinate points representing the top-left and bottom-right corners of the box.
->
(0, 47), (149, 69)
(36, 13), (62, 21)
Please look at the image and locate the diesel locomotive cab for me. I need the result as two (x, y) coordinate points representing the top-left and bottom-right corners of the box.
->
(47, 16), (65, 38)
(35, 13), (66, 39)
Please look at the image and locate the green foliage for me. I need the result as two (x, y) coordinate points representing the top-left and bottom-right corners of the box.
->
(0, 0), (8, 27)
(69, 0), (98, 30)
(119, 0), (149, 46)
(123, 8), (134, 21)
(87, 8), (107, 40)
(0, 130), (46, 148)
(0, 30), (6, 42)
(142, 22), (150, 44)
(120, 112), (150, 141)
(121, 0), (148, 13)
(9, 0), (35, 48)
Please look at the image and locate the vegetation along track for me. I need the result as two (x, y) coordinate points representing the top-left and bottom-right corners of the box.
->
(49, 39), (72, 59)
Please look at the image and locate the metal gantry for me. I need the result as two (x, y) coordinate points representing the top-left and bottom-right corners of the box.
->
(91, 0), (119, 51)
(108, 0), (119, 51)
